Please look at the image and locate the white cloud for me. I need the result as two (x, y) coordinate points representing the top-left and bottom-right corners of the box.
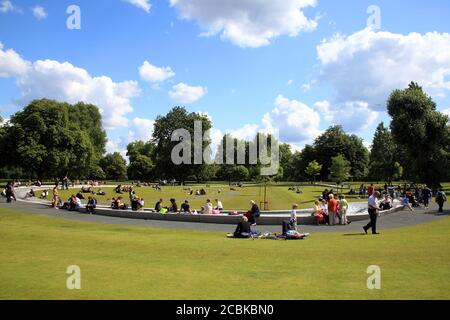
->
(105, 138), (129, 161)
(32, 5), (47, 20)
(317, 28), (450, 109)
(229, 123), (260, 141)
(169, 0), (318, 48)
(0, 117), (10, 127)
(229, 95), (321, 147)
(0, 42), (30, 77)
(0, 0), (13, 13)
(124, 0), (151, 13)
(443, 108), (450, 117)
(129, 117), (155, 141)
(139, 60), (175, 84)
(362, 140), (372, 151)
(169, 82), (207, 104)
(301, 79), (316, 92)
(266, 95), (322, 144)
(287, 79), (294, 86)
(314, 100), (378, 132)
(0, 43), (140, 129)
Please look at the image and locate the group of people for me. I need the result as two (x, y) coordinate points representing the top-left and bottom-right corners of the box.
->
(153, 198), (225, 215)
(313, 191), (350, 226)
(232, 203), (307, 239)
(114, 184), (133, 194)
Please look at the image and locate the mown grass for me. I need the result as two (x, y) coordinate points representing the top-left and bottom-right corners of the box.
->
(0, 208), (449, 300)
(52, 184), (365, 211)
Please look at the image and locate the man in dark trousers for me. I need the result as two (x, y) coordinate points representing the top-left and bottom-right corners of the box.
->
(422, 185), (432, 208)
(364, 191), (381, 235)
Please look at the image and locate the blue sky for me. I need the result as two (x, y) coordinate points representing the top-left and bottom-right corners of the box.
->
(1, 0), (449, 156)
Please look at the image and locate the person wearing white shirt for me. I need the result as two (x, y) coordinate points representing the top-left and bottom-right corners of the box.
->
(215, 199), (223, 211)
(364, 191), (381, 235)
(204, 199), (213, 215)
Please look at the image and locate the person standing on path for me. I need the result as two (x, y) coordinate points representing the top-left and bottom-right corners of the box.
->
(422, 185), (432, 209)
(364, 191), (381, 235)
(339, 195), (349, 225)
(436, 189), (447, 213)
(327, 194), (338, 226)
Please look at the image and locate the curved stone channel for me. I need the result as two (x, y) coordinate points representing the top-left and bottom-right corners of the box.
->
(12, 186), (405, 226)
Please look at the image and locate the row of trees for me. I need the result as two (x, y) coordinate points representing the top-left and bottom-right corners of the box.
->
(0, 83), (449, 186)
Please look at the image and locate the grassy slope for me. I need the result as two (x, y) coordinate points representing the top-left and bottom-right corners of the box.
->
(0, 208), (449, 300)
(53, 185), (364, 211)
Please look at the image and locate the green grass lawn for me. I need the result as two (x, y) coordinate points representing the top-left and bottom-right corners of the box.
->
(52, 184), (365, 211)
(1, 208), (449, 300)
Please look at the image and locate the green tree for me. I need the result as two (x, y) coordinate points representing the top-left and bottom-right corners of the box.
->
(305, 160), (322, 183)
(152, 107), (212, 183)
(231, 165), (249, 182)
(0, 99), (100, 179)
(126, 140), (156, 181)
(312, 126), (369, 180)
(69, 102), (107, 159)
(100, 152), (128, 180)
(368, 122), (399, 182)
(329, 154), (351, 186)
(387, 82), (450, 186)
(127, 154), (154, 181)
(291, 145), (316, 181)
(127, 140), (156, 163)
(279, 143), (294, 181)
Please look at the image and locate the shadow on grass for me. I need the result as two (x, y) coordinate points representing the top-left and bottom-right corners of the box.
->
(342, 233), (368, 237)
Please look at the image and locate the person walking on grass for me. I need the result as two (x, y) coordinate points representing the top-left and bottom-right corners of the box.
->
(364, 191), (381, 235)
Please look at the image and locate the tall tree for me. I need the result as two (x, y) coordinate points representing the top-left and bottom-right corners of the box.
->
(368, 122), (400, 182)
(126, 140), (156, 180)
(279, 143), (294, 181)
(152, 107), (212, 183)
(312, 126), (369, 180)
(0, 99), (100, 179)
(387, 82), (450, 185)
(305, 160), (322, 183)
(100, 152), (128, 180)
(329, 154), (351, 186)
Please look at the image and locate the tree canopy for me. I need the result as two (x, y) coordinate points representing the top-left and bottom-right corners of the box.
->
(1, 85), (449, 185)
(0, 99), (105, 179)
(152, 107), (212, 183)
(387, 82), (450, 185)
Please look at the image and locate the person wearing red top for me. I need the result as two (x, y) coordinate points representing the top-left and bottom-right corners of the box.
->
(367, 184), (374, 197)
(327, 194), (338, 226)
